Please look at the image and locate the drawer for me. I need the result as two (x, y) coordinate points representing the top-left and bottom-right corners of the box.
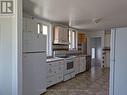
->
(47, 60), (64, 78)
(47, 64), (64, 77)
(47, 66), (57, 76)
(47, 62), (56, 67)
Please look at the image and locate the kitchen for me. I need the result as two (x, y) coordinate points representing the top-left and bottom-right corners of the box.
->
(23, 15), (93, 95)
(1, 0), (127, 95)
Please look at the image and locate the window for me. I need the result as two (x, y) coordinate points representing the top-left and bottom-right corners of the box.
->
(37, 23), (52, 56)
(69, 29), (77, 50)
(37, 23), (41, 34)
(42, 25), (48, 35)
(92, 48), (96, 59)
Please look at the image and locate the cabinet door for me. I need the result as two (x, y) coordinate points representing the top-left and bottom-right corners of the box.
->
(47, 60), (64, 87)
(59, 27), (64, 43)
(47, 65), (54, 76)
(83, 57), (86, 71)
(56, 73), (63, 83)
(54, 26), (62, 43)
(54, 26), (69, 44)
(47, 62), (57, 76)
(79, 57), (86, 72)
(54, 61), (63, 74)
(47, 60), (64, 76)
(47, 76), (58, 87)
(58, 61), (64, 73)
(78, 33), (86, 44)
(74, 58), (80, 74)
(63, 28), (69, 43)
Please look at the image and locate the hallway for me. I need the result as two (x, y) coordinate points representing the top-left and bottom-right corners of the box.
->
(42, 67), (109, 95)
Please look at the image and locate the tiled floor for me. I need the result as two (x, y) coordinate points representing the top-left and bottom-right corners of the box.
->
(42, 67), (109, 95)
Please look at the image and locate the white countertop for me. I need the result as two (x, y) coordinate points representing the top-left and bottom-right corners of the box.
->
(46, 57), (64, 63)
(46, 55), (90, 63)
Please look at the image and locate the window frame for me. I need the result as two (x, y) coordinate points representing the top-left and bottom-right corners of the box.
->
(69, 29), (77, 50)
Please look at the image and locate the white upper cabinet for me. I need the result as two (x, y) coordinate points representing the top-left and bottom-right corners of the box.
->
(54, 26), (69, 44)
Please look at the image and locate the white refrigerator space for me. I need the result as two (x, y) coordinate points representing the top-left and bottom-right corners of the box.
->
(23, 32), (47, 95)
(110, 28), (127, 95)
(23, 53), (47, 95)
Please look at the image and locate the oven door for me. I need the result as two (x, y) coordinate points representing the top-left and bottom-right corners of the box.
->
(64, 60), (74, 74)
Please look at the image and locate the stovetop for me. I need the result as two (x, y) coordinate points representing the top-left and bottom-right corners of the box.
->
(58, 56), (70, 58)
(56, 56), (76, 60)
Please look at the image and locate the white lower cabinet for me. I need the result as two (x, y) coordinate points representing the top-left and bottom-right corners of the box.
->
(47, 76), (57, 87)
(74, 57), (80, 75)
(80, 56), (86, 73)
(74, 56), (86, 75)
(47, 60), (64, 87)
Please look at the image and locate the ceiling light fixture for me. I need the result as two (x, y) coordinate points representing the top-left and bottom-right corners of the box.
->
(93, 17), (102, 23)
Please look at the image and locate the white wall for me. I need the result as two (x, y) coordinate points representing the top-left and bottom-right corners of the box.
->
(0, 18), (13, 95)
(104, 32), (111, 47)
(0, 0), (22, 95)
(104, 31), (111, 67)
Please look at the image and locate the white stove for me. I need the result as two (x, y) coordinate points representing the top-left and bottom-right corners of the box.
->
(58, 56), (76, 81)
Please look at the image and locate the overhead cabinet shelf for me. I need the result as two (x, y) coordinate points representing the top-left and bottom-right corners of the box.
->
(53, 26), (69, 45)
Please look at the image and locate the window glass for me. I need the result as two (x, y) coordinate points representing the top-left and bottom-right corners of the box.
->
(37, 23), (41, 34)
(92, 48), (96, 59)
(43, 25), (48, 35)
(69, 30), (71, 49)
(69, 29), (77, 50)
(72, 31), (75, 48)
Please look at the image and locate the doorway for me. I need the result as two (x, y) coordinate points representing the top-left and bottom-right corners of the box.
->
(90, 37), (102, 68)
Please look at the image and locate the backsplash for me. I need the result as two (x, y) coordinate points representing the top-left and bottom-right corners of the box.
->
(53, 50), (85, 57)
(53, 44), (69, 51)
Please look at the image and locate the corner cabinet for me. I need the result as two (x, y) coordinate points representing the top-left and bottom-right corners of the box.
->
(53, 26), (69, 44)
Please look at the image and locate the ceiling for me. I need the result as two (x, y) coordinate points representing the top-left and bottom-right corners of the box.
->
(23, 0), (127, 31)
